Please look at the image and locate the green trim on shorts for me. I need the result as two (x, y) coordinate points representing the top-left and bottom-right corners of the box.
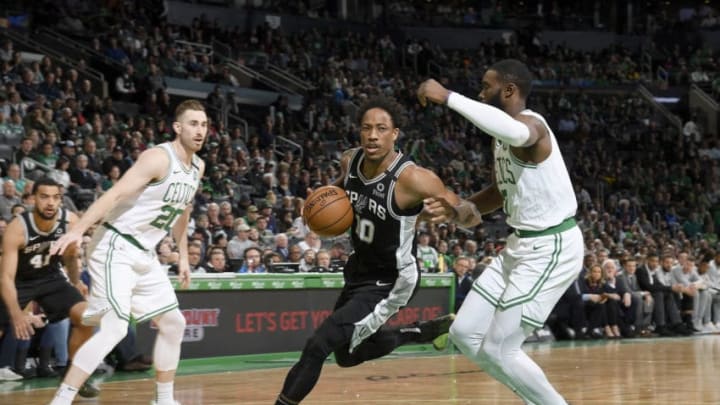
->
(135, 302), (179, 324)
(103, 222), (148, 252)
(498, 233), (562, 310)
(521, 315), (544, 328)
(106, 233), (131, 322)
(472, 283), (499, 307)
(515, 218), (576, 238)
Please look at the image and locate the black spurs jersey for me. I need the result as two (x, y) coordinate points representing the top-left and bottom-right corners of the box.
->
(344, 149), (422, 281)
(17, 208), (68, 282)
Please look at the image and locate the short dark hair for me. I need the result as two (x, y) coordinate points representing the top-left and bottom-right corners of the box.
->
(32, 177), (61, 194)
(356, 96), (405, 128)
(489, 59), (533, 98)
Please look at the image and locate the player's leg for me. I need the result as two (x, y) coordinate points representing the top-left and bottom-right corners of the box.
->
(276, 288), (374, 405)
(480, 305), (564, 404)
(131, 256), (184, 405)
(449, 282), (536, 404)
(50, 310), (130, 405)
(150, 309), (185, 405)
(50, 232), (138, 404)
(479, 228), (584, 405)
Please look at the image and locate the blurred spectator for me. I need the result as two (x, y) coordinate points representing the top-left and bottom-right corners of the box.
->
(0, 180), (21, 221)
(226, 222), (256, 260)
(237, 247), (265, 273)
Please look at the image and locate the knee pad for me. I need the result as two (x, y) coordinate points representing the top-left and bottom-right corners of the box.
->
(155, 309), (186, 341)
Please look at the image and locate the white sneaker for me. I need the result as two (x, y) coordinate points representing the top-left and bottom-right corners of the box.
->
(0, 367), (22, 381)
(150, 401), (181, 405)
(703, 322), (717, 332)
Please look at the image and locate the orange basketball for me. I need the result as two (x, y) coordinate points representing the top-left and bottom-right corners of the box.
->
(303, 185), (353, 237)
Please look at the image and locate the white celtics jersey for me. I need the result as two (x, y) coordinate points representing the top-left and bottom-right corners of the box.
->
(104, 143), (201, 249)
(494, 109), (576, 231)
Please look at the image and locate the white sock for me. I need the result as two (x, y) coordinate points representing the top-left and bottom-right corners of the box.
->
(155, 381), (175, 404)
(49, 383), (79, 405)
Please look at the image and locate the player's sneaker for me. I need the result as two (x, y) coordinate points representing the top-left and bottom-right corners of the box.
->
(150, 401), (181, 404)
(432, 333), (450, 351)
(78, 381), (100, 398)
(417, 314), (456, 344)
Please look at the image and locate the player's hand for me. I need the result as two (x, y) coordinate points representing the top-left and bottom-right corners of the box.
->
(11, 312), (37, 340)
(423, 197), (457, 224)
(50, 229), (85, 256)
(177, 262), (191, 289)
(28, 313), (48, 328)
(417, 79), (451, 107)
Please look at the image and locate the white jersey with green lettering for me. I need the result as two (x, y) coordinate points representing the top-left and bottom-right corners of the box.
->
(494, 109), (576, 231)
(103, 142), (201, 249)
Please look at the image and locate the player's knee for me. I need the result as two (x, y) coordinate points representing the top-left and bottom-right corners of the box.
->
(449, 323), (481, 354)
(155, 310), (186, 340)
(302, 334), (332, 362)
(334, 349), (361, 368)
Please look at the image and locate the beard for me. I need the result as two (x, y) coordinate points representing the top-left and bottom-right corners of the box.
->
(485, 90), (503, 110)
(36, 207), (57, 220)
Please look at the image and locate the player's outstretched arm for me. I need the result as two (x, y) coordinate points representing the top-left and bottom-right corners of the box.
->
(417, 79), (543, 148)
(50, 147), (170, 256)
(0, 218), (35, 340)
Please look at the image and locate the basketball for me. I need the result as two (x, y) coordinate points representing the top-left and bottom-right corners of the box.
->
(303, 185), (353, 237)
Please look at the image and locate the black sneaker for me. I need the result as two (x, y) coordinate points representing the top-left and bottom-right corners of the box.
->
(78, 381), (100, 398)
(36, 366), (60, 378)
(417, 314), (456, 343)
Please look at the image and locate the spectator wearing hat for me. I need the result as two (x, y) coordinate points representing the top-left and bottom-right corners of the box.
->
(258, 199), (278, 232)
(101, 145), (131, 175)
(58, 139), (77, 162)
(226, 221), (257, 260)
(244, 204), (260, 227)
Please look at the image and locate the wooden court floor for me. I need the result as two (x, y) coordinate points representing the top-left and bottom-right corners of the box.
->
(2, 336), (719, 404)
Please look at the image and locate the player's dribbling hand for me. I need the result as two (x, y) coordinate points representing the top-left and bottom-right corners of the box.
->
(417, 79), (451, 107)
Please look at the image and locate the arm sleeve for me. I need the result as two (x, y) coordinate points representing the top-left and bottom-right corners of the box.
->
(447, 92), (531, 147)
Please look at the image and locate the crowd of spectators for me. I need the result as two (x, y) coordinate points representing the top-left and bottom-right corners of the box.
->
(2, 0), (720, 382)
